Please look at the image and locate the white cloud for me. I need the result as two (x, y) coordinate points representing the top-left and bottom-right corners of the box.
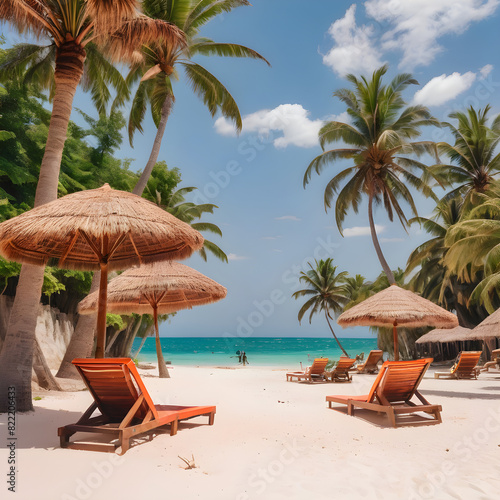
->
(344, 224), (384, 237)
(322, 4), (386, 76)
(479, 64), (493, 79)
(275, 216), (301, 221)
(413, 72), (476, 106)
(228, 253), (249, 261)
(214, 104), (323, 149)
(365, 0), (500, 69)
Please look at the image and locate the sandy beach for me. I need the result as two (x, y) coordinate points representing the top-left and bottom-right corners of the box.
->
(2, 364), (500, 500)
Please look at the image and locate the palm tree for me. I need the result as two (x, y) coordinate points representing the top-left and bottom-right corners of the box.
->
(0, 1), (185, 411)
(127, 0), (270, 195)
(304, 65), (439, 284)
(342, 274), (372, 309)
(444, 186), (500, 314)
(405, 198), (485, 327)
(292, 258), (350, 357)
(433, 106), (500, 209)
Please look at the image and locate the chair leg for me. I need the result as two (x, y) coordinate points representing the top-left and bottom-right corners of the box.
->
(58, 427), (74, 448)
(170, 419), (178, 436)
(208, 412), (215, 425)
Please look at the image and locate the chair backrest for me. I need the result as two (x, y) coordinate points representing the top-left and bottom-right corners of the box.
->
(455, 351), (482, 375)
(72, 358), (158, 421)
(335, 358), (356, 372)
(367, 358), (432, 404)
(363, 350), (383, 368)
(309, 358), (328, 375)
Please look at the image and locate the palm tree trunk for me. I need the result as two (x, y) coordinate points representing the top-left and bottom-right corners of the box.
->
(368, 190), (395, 284)
(0, 41), (86, 411)
(324, 309), (349, 357)
(154, 306), (170, 378)
(56, 271), (99, 379)
(132, 94), (173, 196)
(131, 332), (149, 359)
(57, 95), (174, 376)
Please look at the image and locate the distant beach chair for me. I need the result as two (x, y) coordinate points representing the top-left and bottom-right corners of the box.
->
(354, 350), (383, 374)
(480, 348), (500, 372)
(326, 358), (442, 427)
(58, 358), (216, 454)
(434, 351), (482, 379)
(286, 358), (329, 382)
(328, 357), (356, 382)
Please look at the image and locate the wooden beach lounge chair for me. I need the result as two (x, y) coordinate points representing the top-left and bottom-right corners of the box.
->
(326, 358), (442, 428)
(354, 349), (383, 374)
(58, 358), (216, 454)
(480, 348), (500, 372)
(434, 351), (482, 379)
(286, 358), (329, 382)
(328, 357), (356, 382)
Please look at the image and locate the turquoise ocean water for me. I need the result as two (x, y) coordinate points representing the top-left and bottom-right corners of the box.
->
(132, 337), (379, 368)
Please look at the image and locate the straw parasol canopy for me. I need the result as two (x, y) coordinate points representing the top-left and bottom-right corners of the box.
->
(0, 184), (204, 358)
(78, 260), (227, 377)
(337, 284), (459, 360)
(469, 307), (500, 340)
(415, 326), (472, 344)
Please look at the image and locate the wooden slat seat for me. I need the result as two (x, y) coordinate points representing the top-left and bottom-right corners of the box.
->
(434, 351), (482, 379)
(354, 350), (383, 374)
(326, 358), (442, 428)
(327, 357), (356, 382)
(58, 358), (216, 454)
(286, 358), (329, 382)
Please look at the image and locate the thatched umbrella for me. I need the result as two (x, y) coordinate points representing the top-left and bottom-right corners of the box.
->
(78, 260), (227, 377)
(415, 326), (473, 344)
(0, 184), (203, 358)
(337, 284), (459, 361)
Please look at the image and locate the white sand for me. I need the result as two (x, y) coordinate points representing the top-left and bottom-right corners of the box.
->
(1, 364), (500, 500)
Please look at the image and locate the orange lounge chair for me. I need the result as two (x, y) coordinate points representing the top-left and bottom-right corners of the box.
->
(58, 358), (216, 454)
(328, 357), (356, 382)
(434, 351), (482, 379)
(326, 358), (442, 428)
(286, 358), (328, 382)
(354, 349), (383, 373)
(480, 348), (500, 372)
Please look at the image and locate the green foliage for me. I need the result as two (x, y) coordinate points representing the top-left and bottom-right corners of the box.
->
(292, 258), (350, 356)
(128, 0), (269, 144)
(106, 314), (126, 330)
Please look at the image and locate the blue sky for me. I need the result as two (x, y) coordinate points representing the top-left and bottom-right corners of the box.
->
(5, 1), (500, 339)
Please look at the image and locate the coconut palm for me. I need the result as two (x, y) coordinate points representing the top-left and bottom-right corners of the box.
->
(0, 1), (185, 411)
(304, 65), (439, 284)
(292, 258), (350, 357)
(444, 186), (500, 314)
(433, 106), (500, 208)
(127, 0), (270, 195)
(342, 274), (372, 310)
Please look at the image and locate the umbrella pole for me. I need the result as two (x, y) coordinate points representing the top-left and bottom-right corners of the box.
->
(95, 262), (108, 359)
(393, 321), (399, 362)
(153, 305), (170, 378)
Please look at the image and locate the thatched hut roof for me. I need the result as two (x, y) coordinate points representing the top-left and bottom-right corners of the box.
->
(469, 307), (500, 340)
(415, 326), (473, 344)
(0, 184), (204, 271)
(337, 284), (459, 329)
(78, 260), (227, 315)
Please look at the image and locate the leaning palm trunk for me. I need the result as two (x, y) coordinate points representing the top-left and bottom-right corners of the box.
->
(0, 42), (86, 410)
(56, 271), (100, 379)
(57, 95), (173, 377)
(324, 309), (349, 357)
(368, 191), (395, 284)
(132, 94), (173, 196)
